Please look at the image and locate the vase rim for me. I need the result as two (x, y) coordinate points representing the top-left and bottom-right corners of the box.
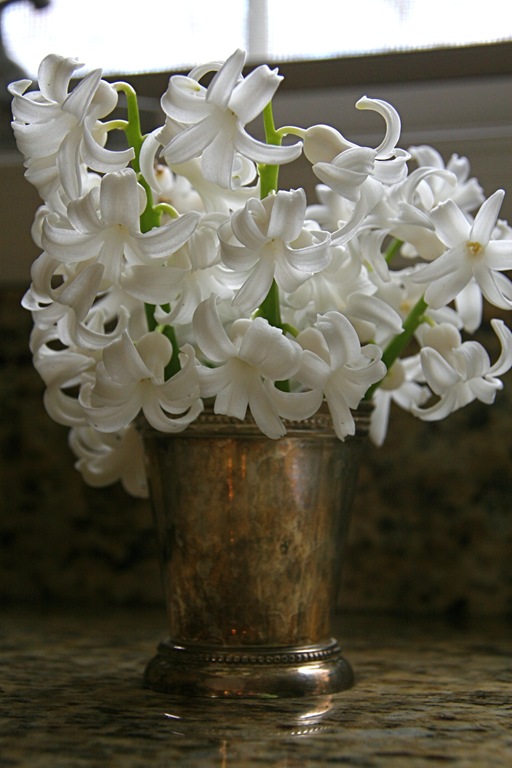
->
(138, 400), (373, 440)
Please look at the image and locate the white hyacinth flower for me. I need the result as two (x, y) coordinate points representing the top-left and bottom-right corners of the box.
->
(10, 54), (134, 200)
(304, 97), (409, 245)
(69, 425), (148, 498)
(193, 296), (320, 438)
(41, 168), (199, 288)
(414, 320), (512, 421)
(80, 331), (203, 433)
(296, 312), (386, 440)
(219, 188), (332, 312)
(412, 190), (512, 310)
(160, 49), (302, 189)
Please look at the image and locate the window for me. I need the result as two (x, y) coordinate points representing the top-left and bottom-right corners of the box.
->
(3, 0), (512, 79)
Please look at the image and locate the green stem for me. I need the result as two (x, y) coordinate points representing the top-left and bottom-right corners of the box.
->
(384, 237), (403, 263)
(254, 280), (291, 391)
(114, 82), (144, 172)
(255, 103), (304, 393)
(154, 202), (180, 220)
(365, 295), (429, 399)
(115, 81), (160, 234)
(255, 100), (289, 331)
(254, 279), (283, 329)
(117, 82), (182, 379)
(161, 324), (182, 379)
(259, 101), (281, 199)
(144, 303), (157, 332)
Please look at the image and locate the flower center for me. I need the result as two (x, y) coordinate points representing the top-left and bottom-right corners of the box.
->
(466, 241), (483, 258)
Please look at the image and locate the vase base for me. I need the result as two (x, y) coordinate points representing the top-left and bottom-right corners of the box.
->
(143, 638), (354, 698)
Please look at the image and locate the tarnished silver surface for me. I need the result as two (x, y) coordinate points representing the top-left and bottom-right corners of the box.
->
(141, 405), (371, 698)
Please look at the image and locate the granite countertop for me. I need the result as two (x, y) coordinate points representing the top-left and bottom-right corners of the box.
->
(1, 609), (511, 767)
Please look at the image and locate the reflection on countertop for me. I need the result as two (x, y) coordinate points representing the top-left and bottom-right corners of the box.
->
(2, 608), (511, 767)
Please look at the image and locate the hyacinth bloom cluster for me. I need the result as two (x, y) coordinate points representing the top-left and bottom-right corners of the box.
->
(11, 49), (512, 497)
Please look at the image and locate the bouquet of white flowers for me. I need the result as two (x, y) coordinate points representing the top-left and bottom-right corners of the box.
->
(10, 49), (512, 497)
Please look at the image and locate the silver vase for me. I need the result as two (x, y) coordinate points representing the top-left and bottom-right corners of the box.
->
(141, 403), (371, 698)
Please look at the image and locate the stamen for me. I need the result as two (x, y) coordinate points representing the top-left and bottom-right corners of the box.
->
(467, 241), (483, 257)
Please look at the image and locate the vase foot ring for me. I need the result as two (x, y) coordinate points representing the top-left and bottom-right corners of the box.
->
(144, 638), (354, 698)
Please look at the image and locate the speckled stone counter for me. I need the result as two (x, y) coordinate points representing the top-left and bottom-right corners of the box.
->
(1, 609), (511, 767)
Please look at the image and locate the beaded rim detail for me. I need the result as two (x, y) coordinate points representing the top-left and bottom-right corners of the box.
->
(156, 638), (342, 666)
(139, 401), (373, 439)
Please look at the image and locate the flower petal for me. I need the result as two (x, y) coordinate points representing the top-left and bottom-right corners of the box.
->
(193, 296), (237, 362)
(230, 64), (282, 124)
(430, 198), (471, 247)
(164, 118), (219, 165)
(207, 49), (245, 109)
(420, 348), (460, 394)
(232, 254), (276, 312)
(99, 168), (144, 229)
(470, 189), (504, 245)
(489, 319), (512, 377)
(267, 189), (306, 242)
(356, 96), (401, 159)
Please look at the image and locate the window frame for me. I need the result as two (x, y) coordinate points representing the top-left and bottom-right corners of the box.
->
(107, 41), (512, 95)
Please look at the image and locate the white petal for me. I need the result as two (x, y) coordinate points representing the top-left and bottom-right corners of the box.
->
(99, 169), (144, 229)
(103, 332), (151, 384)
(430, 199), (471, 247)
(164, 118), (218, 165)
(120, 264), (185, 303)
(413, 389), (460, 421)
(235, 129), (302, 166)
(201, 129), (237, 188)
(207, 49), (245, 109)
(161, 75), (208, 123)
(316, 312), (362, 368)
(136, 332), (173, 379)
(324, 385), (355, 440)
(135, 211), (199, 261)
(38, 54), (83, 102)
(424, 261), (473, 309)
(369, 391), (392, 447)
(229, 198), (267, 250)
(304, 125), (354, 165)
(82, 121), (134, 174)
(356, 96), (401, 158)
(230, 64), (282, 124)
(267, 189), (306, 242)
(246, 378), (286, 439)
(238, 318), (301, 380)
(44, 384), (88, 427)
(197, 364), (230, 399)
(470, 190), (504, 245)
(57, 127), (84, 199)
(454, 280), (483, 333)
(214, 367), (250, 421)
(484, 241), (512, 272)
(489, 319), (512, 377)
(193, 296), (237, 362)
(472, 263), (512, 310)
(267, 384), (323, 421)
(420, 348), (460, 394)
(62, 67), (102, 120)
(82, 384), (141, 432)
(142, 394), (202, 433)
(348, 293), (403, 334)
(232, 254), (275, 312)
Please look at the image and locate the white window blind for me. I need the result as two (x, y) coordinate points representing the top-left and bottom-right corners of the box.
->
(3, 0), (512, 79)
